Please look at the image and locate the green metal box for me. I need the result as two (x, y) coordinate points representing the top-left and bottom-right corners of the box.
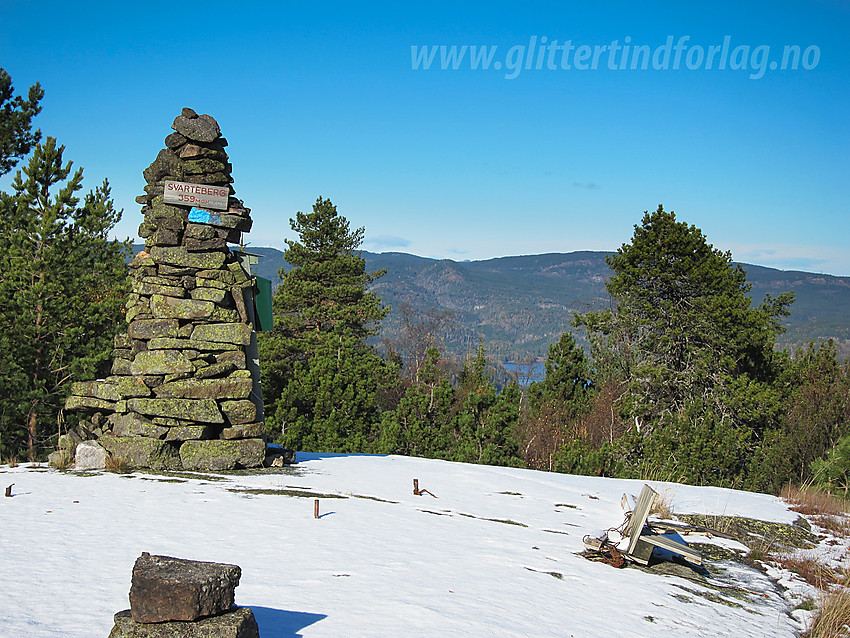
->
(253, 276), (273, 331)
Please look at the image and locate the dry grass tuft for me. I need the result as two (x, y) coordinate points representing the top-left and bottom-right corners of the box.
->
(811, 514), (850, 538)
(649, 489), (675, 520)
(783, 484), (850, 538)
(778, 555), (841, 589)
(637, 462), (684, 484)
(783, 484), (850, 518)
(52, 452), (73, 471)
(701, 512), (736, 537)
(4, 455), (18, 468)
(742, 537), (777, 568)
(104, 455), (130, 473)
(805, 571), (850, 637)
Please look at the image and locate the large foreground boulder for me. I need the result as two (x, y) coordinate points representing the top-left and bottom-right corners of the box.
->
(108, 607), (259, 638)
(129, 553), (241, 623)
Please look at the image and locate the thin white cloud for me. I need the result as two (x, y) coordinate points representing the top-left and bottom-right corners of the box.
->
(721, 242), (850, 276)
(364, 235), (412, 250)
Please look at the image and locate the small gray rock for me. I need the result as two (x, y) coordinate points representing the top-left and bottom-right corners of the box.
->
(75, 440), (108, 470)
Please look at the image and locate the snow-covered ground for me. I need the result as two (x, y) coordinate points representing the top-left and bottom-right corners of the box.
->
(1, 454), (845, 637)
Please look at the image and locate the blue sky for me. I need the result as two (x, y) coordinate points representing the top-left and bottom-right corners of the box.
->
(1, 1), (847, 274)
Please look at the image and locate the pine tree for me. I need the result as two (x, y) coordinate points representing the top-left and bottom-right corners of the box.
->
(0, 67), (43, 176)
(449, 346), (523, 466)
(576, 205), (793, 485)
(521, 332), (595, 471)
(260, 197), (392, 451)
(0, 137), (129, 459)
(750, 341), (850, 492)
(376, 347), (455, 457)
(539, 332), (591, 408)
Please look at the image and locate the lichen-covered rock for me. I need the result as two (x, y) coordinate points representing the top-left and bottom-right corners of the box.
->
(112, 358), (133, 376)
(150, 294), (215, 320)
(126, 398), (224, 424)
(172, 111), (222, 143)
(65, 395), (124, 413)
(131, 280), (186, 298)
(127, 319), (180, 341)
(215, 350), (246, 369)
(180, 439), (265, 471)
(194, 361), (236, 379)
(221, 423), (265, 440)
(164, 131), (187, 149)
(190, 287), (227, 303)
(153, 377), (252, 400)
(147, 337), (229, 351)
(70, 380), (122, 401)
(150, 246), (226, 270)
(147, 201), (187, 225)
(185, 237), (228, 252)
(220, 400), (256, 425)
(182, 157), (227, 175)
(108, 607), (258, 638)
(179, 142), (227, 161)
(98, 436), (181, 470)
(184, 223), (216, 240)
(58, 432), (80, 456)
(208, 306), (240, 323)
(143, 148), (180, 184)
(128, 553), (241, 623)
(165, 425), (215, 442)
(191, 323), (252, 346)
(130, 350), (194, 376)
(194, 277), (229, 291)
(110, 376), (152, 399)
(196, 269), (236, 285)
(226, 261), (251, 285)
(111, 413), (169, 439)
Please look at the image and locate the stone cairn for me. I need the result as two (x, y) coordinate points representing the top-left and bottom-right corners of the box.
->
(108, 552), (260, 637)
(62, 108), (274, 471)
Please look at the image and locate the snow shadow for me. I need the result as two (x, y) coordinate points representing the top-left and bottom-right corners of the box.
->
(251, 606), (327, 637)
(645, 531), (710, 576)
(296, 452), (386, 461)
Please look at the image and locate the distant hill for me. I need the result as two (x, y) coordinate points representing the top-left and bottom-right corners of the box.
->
(133, 245), (850, 361)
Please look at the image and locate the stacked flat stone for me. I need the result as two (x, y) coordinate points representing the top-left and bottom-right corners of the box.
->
(63, 108), (267, 471)
(108, 553), (260, 638)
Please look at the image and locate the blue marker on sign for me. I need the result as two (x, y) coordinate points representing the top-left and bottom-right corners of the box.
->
(188, 207), (222, 225)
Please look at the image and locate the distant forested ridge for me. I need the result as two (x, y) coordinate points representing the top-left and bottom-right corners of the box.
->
(190, 246), (850, 362)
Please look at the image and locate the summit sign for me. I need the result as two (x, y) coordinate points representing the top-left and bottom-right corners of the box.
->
(163, 180), (228, 211)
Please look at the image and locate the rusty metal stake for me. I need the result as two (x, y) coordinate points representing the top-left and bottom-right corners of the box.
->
(314, 499), (319, 519)
(5, 484), (13, 497)
(413, 478), (436, 498)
